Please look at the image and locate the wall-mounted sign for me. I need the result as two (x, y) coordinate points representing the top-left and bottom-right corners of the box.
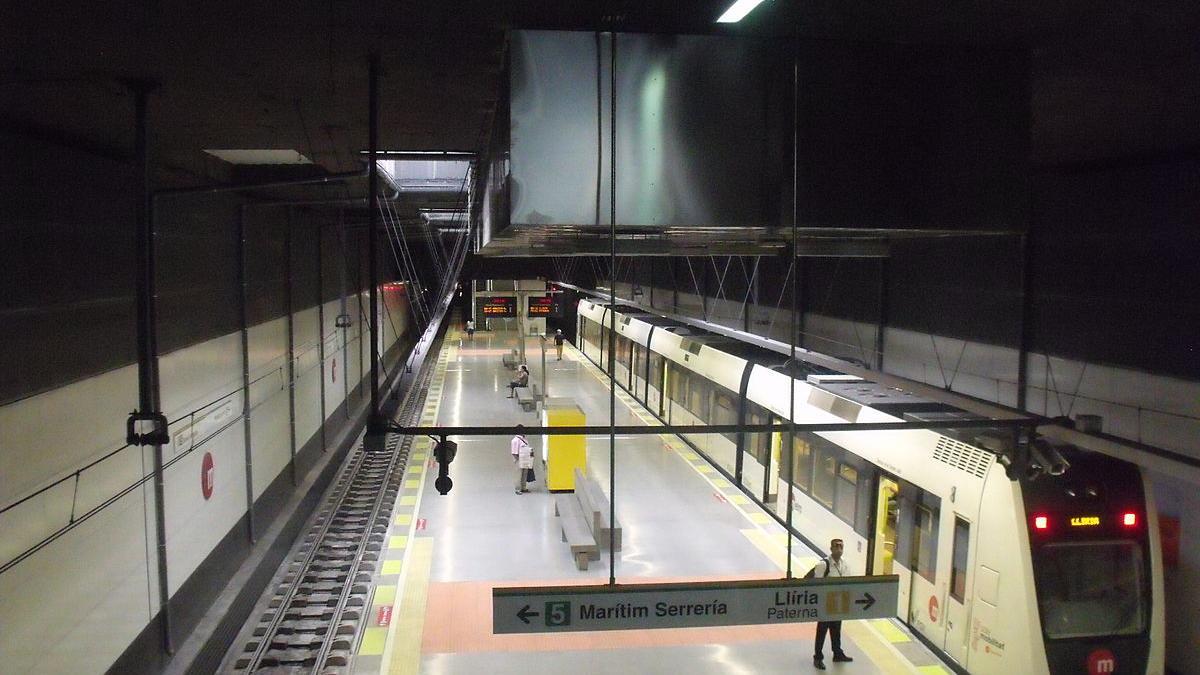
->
(482, 296), (517, 317)
(528, 296), (557, 318)
(201, 452), (215, 500)
(493, 576), (898, 634)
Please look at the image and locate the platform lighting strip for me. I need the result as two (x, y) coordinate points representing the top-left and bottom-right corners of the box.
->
(716, 0), (768, 23)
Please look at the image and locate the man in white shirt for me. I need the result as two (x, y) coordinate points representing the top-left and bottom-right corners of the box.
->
(511, 425), (534, 494)
(812, 538), (854, 669)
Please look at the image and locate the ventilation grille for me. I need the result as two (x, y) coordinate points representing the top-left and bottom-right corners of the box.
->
(932, 436), (993, 479)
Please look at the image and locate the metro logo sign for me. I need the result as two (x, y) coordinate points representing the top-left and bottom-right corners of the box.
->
(201, 452), (215, 500)
(1087, 648), (1116, 675)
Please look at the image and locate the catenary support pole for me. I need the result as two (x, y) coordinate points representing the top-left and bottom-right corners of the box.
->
(130, 79), (173, 654)
(367, 52), (381, 427)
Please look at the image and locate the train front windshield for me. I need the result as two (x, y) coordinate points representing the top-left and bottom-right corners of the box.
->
(1036, 540), (1147, 639)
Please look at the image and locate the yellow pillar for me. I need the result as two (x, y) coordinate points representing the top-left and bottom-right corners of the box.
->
(542, 399), (587, 491)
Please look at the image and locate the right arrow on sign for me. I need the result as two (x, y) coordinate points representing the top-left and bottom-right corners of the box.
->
(855, 593), (876, 611)
(517, 605), (541, 624)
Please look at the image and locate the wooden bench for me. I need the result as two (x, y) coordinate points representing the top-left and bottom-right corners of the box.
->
(501, 349), (520, 369)
(554, 494), (599, 570)
(573, 468), (623, 552)
(515, 383), (541, 411)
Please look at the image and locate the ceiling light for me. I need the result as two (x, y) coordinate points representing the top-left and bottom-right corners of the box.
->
(203, 149), (312, 165)
(716, 0), (768, 23)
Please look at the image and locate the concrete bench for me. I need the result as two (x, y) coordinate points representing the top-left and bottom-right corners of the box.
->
(501, 349), (520, 369)
(554, 494), (599, 570)
(573, 468), (623, 552)
(515, 383), (541, 411)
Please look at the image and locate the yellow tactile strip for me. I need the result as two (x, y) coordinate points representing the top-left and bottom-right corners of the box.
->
(356, 331), (454, 666)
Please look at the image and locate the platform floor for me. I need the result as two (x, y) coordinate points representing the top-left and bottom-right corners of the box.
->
(353, 328), (952, 674)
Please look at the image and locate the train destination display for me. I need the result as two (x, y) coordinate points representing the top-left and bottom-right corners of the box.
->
(481, 296), (517, 317)
(527, 296), (557, 317)
(493, 576), (898, 634)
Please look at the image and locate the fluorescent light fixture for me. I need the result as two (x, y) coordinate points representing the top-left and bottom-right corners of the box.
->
(203, 149), (312, 165)
(716, 0), (768, 23)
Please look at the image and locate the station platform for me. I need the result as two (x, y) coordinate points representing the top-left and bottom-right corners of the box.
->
(351, 327), (954, 674)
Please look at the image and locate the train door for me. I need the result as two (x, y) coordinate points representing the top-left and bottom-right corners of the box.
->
(871, 476), (909, 615)
(906, 497), (947, 646)
(943, 515), (972, 665)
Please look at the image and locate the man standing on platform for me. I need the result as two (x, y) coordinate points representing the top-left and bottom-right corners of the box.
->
(511, 425), (533, 494)
(554, 329), (565, 360)
(810, 538), (854, 670)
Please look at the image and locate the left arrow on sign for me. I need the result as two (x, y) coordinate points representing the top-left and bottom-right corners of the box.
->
(517, 605), (541, 624)
(855, 593), (876, 611)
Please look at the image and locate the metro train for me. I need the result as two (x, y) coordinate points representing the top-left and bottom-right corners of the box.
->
(577, 299), (1164, 675)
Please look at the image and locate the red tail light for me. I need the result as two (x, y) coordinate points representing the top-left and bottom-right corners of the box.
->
(1034, 515), (1049, 530)
(1122, 512), (1137, 527)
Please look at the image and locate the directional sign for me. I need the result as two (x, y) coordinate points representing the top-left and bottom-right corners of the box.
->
(493, 576), (898, 634)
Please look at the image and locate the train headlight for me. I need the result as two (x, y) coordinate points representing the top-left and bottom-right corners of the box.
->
(1122, 512), (1137, 527)
(1034, 515), (1049, 530)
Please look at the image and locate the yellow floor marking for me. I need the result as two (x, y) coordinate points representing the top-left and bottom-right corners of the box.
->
(411, 452), (426, 461)
(399, 496), (416, 506)
(394, 514), (412, 526)
(843, 620), (919, 674)
(712, 478), (731, 489)
(359, 626), (388, 655)
(381, 560), (403, 575)
(373, 585), (397, 605)
(729, 494), (750, 505)
(404, 479), (421, 488)
(871, 618), (911, 642)
(388, 535), (408, 550)
(382, 538), (434, 675)
(917, 666), (951, 674)
(746, 512), (771, 524)
(697, 465), (717, 474)
(742, 529), (814, 572)
(408, 465), (424, 475)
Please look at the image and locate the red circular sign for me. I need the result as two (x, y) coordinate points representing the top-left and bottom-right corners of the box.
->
(928, 595), (939, 623)
(1087, 649), (1116, 675)
(201, 452), (215, 500)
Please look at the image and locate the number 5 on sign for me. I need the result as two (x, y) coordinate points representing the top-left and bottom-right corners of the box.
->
(825, 592), (850, 615)
(546, 601), (571, 627)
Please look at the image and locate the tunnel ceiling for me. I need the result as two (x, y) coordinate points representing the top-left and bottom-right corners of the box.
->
(4, 1), (1199, 255)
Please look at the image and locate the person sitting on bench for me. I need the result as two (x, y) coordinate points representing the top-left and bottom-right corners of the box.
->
(507, 365), (529, 397)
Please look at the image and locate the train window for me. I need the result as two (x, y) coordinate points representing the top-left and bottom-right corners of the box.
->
(688, 375), (711, 420)
(712, 388), (738, 443)
(616, 335), (632, 369)
(813, 444), (837, 508)
(913, 503), (939, 584)
(950, 517), (970, 602)
(789, 434), (813, 490)
(1036, 541), (1146, 639)
(835, 464), (858, 523)
(633, 344), (645, 382)
(649, 354), (664, 392)
(673, 367), (688, 405)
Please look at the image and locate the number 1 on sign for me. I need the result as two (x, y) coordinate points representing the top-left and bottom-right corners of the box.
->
(825, 591), (850, 615)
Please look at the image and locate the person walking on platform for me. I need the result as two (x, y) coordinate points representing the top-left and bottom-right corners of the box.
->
(511, 426), (534, 494)
(507, 364), (529, 397)
(554, 329), (565, 360)
(465, 319), (475, 340)
(808, 538), (854, 669)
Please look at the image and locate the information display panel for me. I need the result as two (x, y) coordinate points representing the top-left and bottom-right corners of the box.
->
(482, 296), (517, 317)
(527, 296), (557, 318)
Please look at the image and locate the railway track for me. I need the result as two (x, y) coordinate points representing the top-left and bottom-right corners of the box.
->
(222, 359), (436, 673)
